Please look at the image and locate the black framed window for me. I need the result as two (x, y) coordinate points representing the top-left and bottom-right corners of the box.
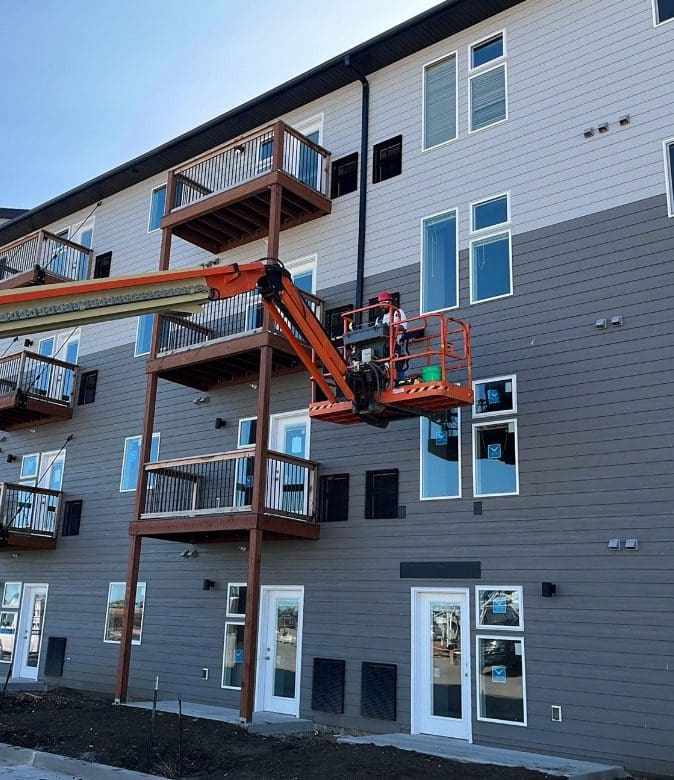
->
(331, 153), (358, 198)
(61, 500), (83, 536)
(319, 474), (349, 522)
(324, 305), (353, 341)
(77, 370), (98, 405)
(365, 469), (398, 519)
(373, 136), (402, 183)
(93, 252), (112, 279)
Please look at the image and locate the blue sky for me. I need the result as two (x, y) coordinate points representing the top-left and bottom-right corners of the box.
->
(1, 0), (438, 209)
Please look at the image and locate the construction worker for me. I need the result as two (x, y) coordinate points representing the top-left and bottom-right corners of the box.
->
(375, 291), (409, 381)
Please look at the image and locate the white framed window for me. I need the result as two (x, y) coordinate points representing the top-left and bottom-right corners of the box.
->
(0, 611), (17, 663)
(653, 0), (674, 25)
(227, 583), (247, 618)
(286, 254), (317, 295)
(289, 115), (323, 189)
(469, 32), (507, 133)
(664, 139), (674, 217)
(473, 375), (517, 418)
(120, 433), (160, 492)
(421, 208), (458, 313)
(470, 231), (512, 304)
(472, 419), (519, 497)
(147, 185), (167, 232)
(104, 582), (146, 645)
(134, 315), (155, 357)
(423, 52), (458, 150)
(221, 621), (245, 689)
(237, 418), (257, 449)
(476, 586), (523, 631)
(471, 193), (510, 234)
(20, 454), (39, 481)
(1, 583), (21, 609)
(476, 634), (526, 725)
(420, 411), (460, 500)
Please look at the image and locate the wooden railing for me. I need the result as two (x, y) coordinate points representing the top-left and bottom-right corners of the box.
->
(0, 351), (79, 406)
(0, 230), (94, 282)
(0, 483), (62, 538)
(142, 449), (317, 523)
(167, 120), (331, 213)
(157, 289), (323, 354)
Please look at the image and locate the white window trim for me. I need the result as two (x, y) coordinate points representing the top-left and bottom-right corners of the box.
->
(468, 29), (507, 71)
(292, 113), (324, 144)
(237, 417), (257, 449)
(103, 581), (146, 646)
(419, 411), (461, 501)
(147, 184), (167, 233)
(1, 582), (22, 610)
(285, 253), (317, 294)
(468, 31), (508, 135)
(472, 418), (519, 497)
(134, 315), (154, 357)
(470, 192), (511, 234)
(653, 0), (674, 26)
(420, 207), (460, 314)
(269, 409), (311, 458)
(226, 582), (247, 618)
(472, 374), (518, 418)
(20, 453), (40, 481)
(476, 634), (527, 726)
(421, 50), (459, 152)
(475, 585), (524, 631)
(664, 139), (674, 217)
(469, 230), (513, 305)
(120, 433), (160, 493)
(221, 620), (245, 689)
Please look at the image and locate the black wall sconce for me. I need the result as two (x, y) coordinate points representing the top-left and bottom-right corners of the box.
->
(6, 454), (16, 463)
(202, 579), (216, 591)
(23, 339), (33, 348)
(214, 418), (226, 429)
(541, 582), (557, 598)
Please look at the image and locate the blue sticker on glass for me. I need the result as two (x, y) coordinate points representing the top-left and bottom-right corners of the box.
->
(487, 388), (501, 405)
(492, 595), (507, 614)
(487, 443), (502, 460)
(234, 649), (244, 663)
(245, 477), (253, 487)
(492, 666), (507, 684)
(435, 430), (448, 445)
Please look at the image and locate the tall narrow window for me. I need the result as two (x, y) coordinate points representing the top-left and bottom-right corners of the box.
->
(473, 420), (518, 497)
(469, 33), (507, 132)
(470, 194), (511, 303)
(421, 210), (458, 312)
(148, 185), (166, 232)
(120, 433), (160, 492)
(423, 53), (457, 149)
(420, 412), (460, 499)
(365, 469), (398, 519)
(654, 0), (674, 24)
(665, 140), (674, 217)
(104, 582), (146, 644)
(134, 315), (154, 356)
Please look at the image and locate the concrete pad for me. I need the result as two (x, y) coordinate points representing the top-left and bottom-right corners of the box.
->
(338, 734), (627, 780)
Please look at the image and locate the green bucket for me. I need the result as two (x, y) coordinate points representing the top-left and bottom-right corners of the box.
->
(421, 365), (442, 382)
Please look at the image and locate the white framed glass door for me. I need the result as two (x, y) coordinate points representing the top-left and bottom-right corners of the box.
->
(268, 411), (310, 515)
(411, 588), (471, 740)
(14, 584), (48, 680)
(256, 586), (303, 715)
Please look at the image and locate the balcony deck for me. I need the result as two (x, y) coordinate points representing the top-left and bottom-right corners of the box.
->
(0, 483), (62, 551)
(0, 230), (93, 290)
(132, 449), (319, 542)
(161, 121), (331, 253)
(0, 351), (78, 430)
(146, 290), (322, 390)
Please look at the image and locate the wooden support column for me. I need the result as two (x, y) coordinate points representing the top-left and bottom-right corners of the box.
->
(114, 533), (142, 702)
(240, 526), (263, 721)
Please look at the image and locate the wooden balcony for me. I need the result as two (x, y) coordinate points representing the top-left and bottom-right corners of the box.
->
(161, 121), (331, 253)
(0, 351), (78, 430)
(131, 449), (319, 542)
(0, 230), (93, 290)
(0, 483), (62, 551)
(146, 289), (323, 390)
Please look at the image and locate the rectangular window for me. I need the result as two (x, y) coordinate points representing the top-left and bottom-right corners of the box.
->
(470, 232), (512, 303)
(420, 412), (460, 499)
(471, 194), (509, 232)
(77, 370), (98, 405)
(148, 185), (166, 232)
(226, 584), (247, 618)
(2, 583), (21, 609)
(20, 454), (39, 481)
(61, 499), (83, 537)
(93, 252), (112, 279)
(324, 305), (352, 342)
(655, 0), (674, 24)
(423, 53), (457, 149)
(473, 420), (518, 497)
(477, 635), (526, 724)
(120, 433), (160, 492)
(237, 418), (257, 448)
(104, 582), (146, 644)
(221, 622), (245, 689)
(473, 376), (516, 417)
(319, 473), (349, 522)
(373, 136), (402, 183)
(365, 469), (398, 519)
(134, 315), (154, 357)
(0, 611), (17, 663)
(331, 153), (358, 198)
(421, 210), (458, 312)
(665, 140), (674, 217)
(476, 586), (523, 630)
(469, 33), (507, 132)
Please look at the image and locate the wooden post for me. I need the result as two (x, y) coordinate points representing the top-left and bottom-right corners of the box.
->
(240, 526), (263, 721)
(114, 534), (142, 702)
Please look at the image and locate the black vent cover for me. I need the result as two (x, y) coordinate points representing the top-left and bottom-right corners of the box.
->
(44, 637), (67, 677)
(312, 657), (345, 714)
(361, 662), (396, 720)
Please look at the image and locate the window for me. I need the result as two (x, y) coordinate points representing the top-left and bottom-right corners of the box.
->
(148, 185), (166, 232)
(420, 412), (460, 499)
(258, 137), (274, 169)
(77, 370), (98, 405)
(237, 418), (256, 448)
(222, 622), (245, 689)
(473, 375), (516, 417)
(324, 305), (352, 342)
(423, 53), (457, 149)
(0, 583), (20, 664)
(470, 194), (511, 304)
(93, 252), (112, 279)
(473, 420), (518, 497)
(134, 315), (154, 356)
(373, 136), (402, 183)
(469, 33), (507, 132)
(477, 635), (526, 724)
(226, 583), (247, 618)
(104, 582), (146, 644)
(654, 0), (674, 24)
(665, 140), (674, 217)
(331, 153), (358, 198)
(61, 499), (83, 537)
(471, 193), (509, 233)
(476, 586), (523, 630)
(365, 469), (398, 519)
(421, 210), (458, 312)
(319, 473), (349, 522)
(120, 433), (160, 492)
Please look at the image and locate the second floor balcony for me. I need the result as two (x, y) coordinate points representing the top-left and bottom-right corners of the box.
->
(0, 229), (94, 290)
(161, 121), (332, 254)
(0, 483), (62, 551)
(0, 351), (78, 430)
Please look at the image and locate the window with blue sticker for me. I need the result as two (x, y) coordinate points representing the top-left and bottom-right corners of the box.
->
(420, 411), (460, 499)
(473, 376), (516, 417)
(477, 636), (525, 724)
(222, 622), (245, 689)
(473, 420), (518, 496)
(476, 587), (523, 630)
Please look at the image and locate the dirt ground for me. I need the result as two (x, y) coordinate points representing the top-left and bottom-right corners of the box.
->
(0, 688), (559, 779)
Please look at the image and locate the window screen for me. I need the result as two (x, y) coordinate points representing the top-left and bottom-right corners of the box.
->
(319, 474), (349, 522)
(331, 154), (358, 198)
(373, 137), (402, 183)
(365, 469), (399, 519)
(77, 370), (98, 405)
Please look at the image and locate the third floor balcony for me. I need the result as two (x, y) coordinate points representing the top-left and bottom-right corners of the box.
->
(161, 121), (332, 253)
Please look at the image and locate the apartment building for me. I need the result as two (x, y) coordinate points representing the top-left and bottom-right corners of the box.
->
(0, 0), (673, 774)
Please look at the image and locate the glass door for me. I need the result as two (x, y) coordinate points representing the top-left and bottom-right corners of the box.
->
(269, 412), (309, 515)
(15, 585), (48, 680)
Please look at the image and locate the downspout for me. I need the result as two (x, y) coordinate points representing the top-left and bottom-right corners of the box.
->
(345, 55), (369, 310)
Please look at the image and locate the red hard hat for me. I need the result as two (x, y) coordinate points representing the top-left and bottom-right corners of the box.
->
(377, 291), (393, 303)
